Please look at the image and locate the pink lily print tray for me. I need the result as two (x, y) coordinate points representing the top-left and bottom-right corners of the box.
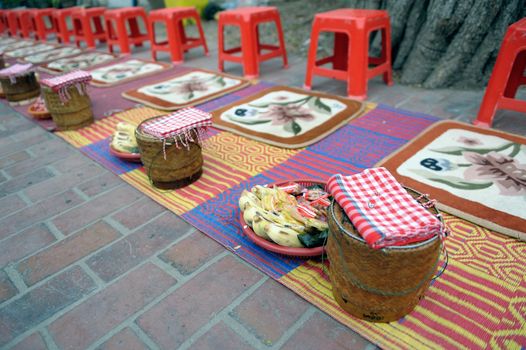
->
(211, 86), (364, 148)
(121, 69), (251, 111)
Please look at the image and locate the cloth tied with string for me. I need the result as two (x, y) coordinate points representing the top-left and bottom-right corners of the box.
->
(140, 107), (212, 159)
(40, 70), (92, 104)
(327, 167), (447, 249)
(0, 63), (34, 84)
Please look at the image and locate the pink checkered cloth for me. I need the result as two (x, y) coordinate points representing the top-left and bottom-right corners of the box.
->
(327, 168), (445, 249)
(0, 63), (34, 82)
(141, 107), (212, 140)
(40, 70), (92, 92)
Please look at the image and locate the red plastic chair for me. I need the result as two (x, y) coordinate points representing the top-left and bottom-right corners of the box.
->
(53, 7), (78, 44)
(473, 17), (526, 128)
(105, 7), (149, 54)
(304, 9), (393, 100)
(16, 9), (34, 38)
(30, 8), (55, 42)
(217, 6), (288, 79)
(149, 7), (208, 64)
(72, 7), (106, 49)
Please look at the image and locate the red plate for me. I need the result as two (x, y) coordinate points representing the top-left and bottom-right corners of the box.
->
(109, 145), (142, 162)
(239, 179), (327, 258)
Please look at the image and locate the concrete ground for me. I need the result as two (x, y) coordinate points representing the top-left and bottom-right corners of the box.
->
(0, 17), (525, 350)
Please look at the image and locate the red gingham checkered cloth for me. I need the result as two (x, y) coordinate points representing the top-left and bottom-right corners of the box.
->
(140, 107), (212, 139)
(327, 168), (445, 249)
(40, 70), (92, 92)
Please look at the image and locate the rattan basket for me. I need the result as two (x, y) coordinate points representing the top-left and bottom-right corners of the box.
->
(43, 86), (93, 130)
(0, 56), (4, 69)
(0, 73), (40, 104)
(326, 188), (443, 323)
(135, 117), (203, 189)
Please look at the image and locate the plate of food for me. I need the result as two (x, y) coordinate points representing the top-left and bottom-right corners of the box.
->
(239, 180), (330, 257)
(109, 122), (141, 162)
(27, 96), (51, 119)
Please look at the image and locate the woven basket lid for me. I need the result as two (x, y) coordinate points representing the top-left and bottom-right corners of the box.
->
(0, 63), (34, 79)
(40, 70), (92, 92)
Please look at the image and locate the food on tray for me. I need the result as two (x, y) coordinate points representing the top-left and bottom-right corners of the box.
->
(239, 182), (331, 248)
(111, 122), (139, 154)
(30, 96), (48, 113)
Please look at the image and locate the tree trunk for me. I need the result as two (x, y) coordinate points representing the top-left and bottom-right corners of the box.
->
(344, 0), (524, 88)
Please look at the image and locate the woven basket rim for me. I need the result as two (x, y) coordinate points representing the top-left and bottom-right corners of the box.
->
(135, 115), (202, 145)
(329, 186), (442, 250)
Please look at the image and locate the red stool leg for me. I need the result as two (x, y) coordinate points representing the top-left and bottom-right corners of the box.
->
(128, 16), (143, 47)
(304, 25), (320, 90)
(274, 14), (288, 68)
(218, 20), (225, 72)
(382, 25), (393, 86)
(105, 18), (115, 53)
(241, 21), (259, 79)
(117, 17), (130, 54)
(194, 14), (209, 55)
(94, 16), (105, 43)
(149, 18), (158, 60)
(167, 18), (184, 64)
(473, 46), (517, 127)
(347, 30), (368, 100)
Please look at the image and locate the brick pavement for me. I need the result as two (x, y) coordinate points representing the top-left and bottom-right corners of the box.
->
(0, 18), (525, 350)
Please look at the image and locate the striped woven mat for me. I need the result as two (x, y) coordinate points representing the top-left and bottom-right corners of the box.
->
(55, 102), (526, 349)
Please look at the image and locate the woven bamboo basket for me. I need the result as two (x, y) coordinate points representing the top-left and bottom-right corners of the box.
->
(0, 73), (40, 104)
(0, 56), (4, 69)
(326, 188), (442, 323)
(135, 118), (203, 189)
(43, 86), (93, 130)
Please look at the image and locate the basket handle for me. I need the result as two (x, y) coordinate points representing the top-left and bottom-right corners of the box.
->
(331, 229), (444, 297)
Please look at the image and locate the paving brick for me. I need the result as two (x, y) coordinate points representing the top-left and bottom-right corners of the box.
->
(281, 311), (373, 350)
(0, 150), (31, 168)
(24, 163), (105, 203)
(137, 256), (262, 349)
(0, 131), (49, 159)
(231, 279), (310, 345)
(0, 223), (56, 268)
(0, 167), (55, 197)
(191, 322), (256, 350)
(0, 190), (84, 240)
(0, 193), (26, 220)
(87, 212), (193, 282)
(10, 332), (47, 350)
(77, 171), (123, 198)
(110, 197), (165, 230)
(0, 266), (95, 347)
(96, 328), (148, 350)
(160, 230), (224, 275)
(0, 269), (17, 304)
(17, 221), (121, 286)
(52, 186), (141, 235)
(0, 172), (6, 183)
(52, 153), (96, 173)
(49, 263), (176, 350)
(5, 139), (73, 178)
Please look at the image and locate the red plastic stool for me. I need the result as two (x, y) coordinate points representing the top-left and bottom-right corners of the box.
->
(105, 7), (149, 54)
(149, 7), (208, 64)
(473, 18), (526, 128)
(15, 9), (34, 38)
(6, 10), (18, 37)
(30, 8), (55, 42)
(53, 8), (78, 44)
(304, 9), (393, 100)
(72, 7), (106, 49)
(218, 6), (288, 79)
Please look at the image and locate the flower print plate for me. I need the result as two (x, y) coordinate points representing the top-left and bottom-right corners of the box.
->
(376, 120), (526, 240)
(89, 59), (172, 87)
(211, 85), (365, 149)
(121, 68), (251, 111)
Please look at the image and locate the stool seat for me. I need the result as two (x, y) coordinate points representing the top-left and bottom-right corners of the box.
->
(149, 7), (208, 64)
(218, 6), (287, 79)
(72, 7), (106, 49)
(105, 7), (148, 54)
(473, 17), (526, 127)
(304, 8), (393, 100)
